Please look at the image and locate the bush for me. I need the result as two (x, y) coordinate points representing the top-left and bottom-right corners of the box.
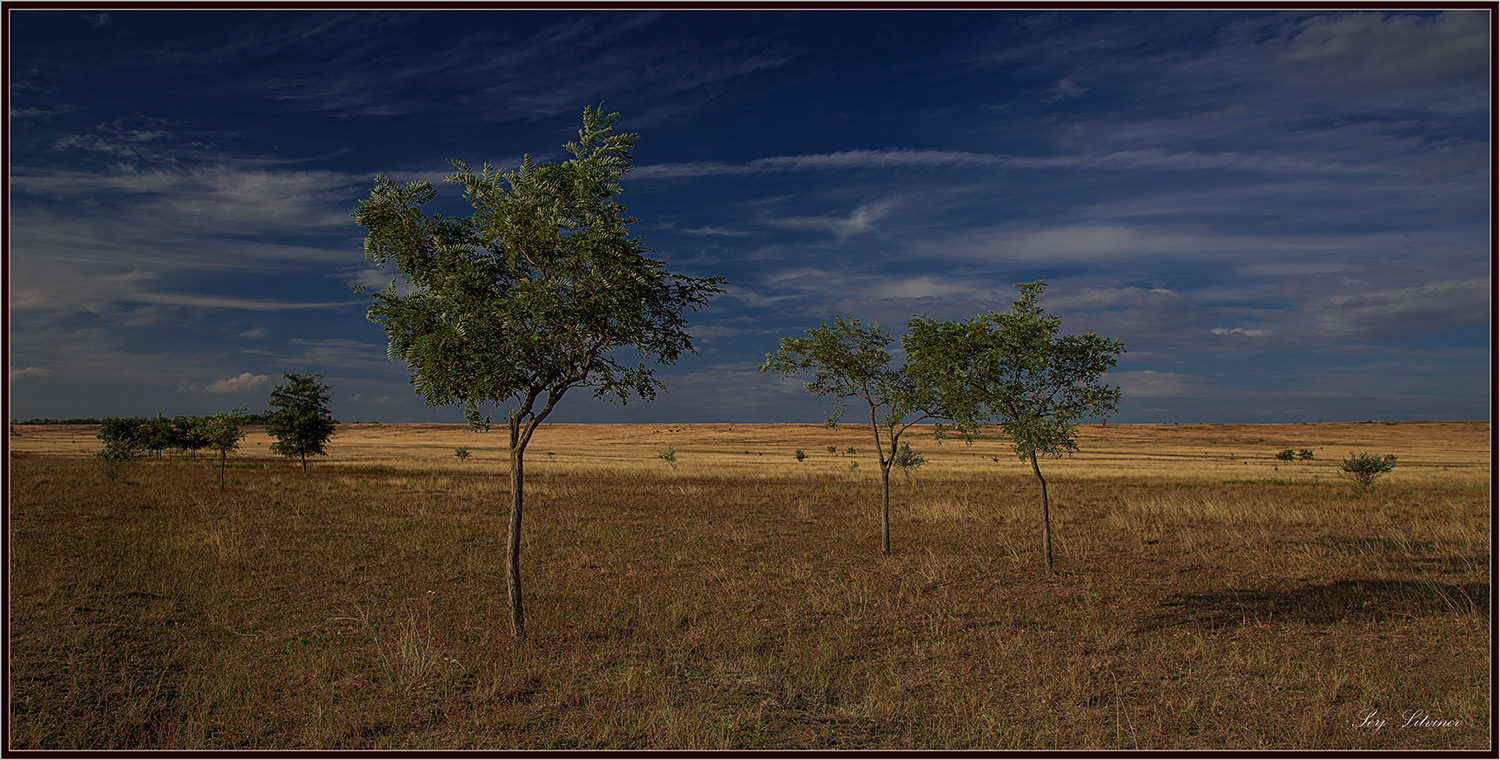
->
(454, 446), (471, 462)
(892, 440), (926, 473)
(657, 448), (677, 469)
(794, 449), (807, 462)
(1297, 449), (1315, 460)
(1339, 451), (1398, 488)
(1275, 449), (1295, 462)
(96, 439), (144, 481)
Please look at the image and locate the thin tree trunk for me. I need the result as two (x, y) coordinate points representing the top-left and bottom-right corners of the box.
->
(219, 452), (227, 491)
(507, 429), (526, 641)
(301, 451), (307, 473)
(880, 465), (892, 554)
(1029, 451), (1052, 573)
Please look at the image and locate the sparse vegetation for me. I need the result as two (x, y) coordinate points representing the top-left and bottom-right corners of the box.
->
(454, 446), (471, 462)
(7, 421), (1488, 750)
(1277, 449), (1296, 461)
(658, 448), (678, 468)
(794, 448), (807, 462)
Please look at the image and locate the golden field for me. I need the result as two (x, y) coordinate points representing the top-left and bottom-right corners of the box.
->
(6, 420), (1491, 749)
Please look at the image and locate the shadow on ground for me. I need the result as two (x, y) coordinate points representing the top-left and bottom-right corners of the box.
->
(1137, 579), (1488, 633)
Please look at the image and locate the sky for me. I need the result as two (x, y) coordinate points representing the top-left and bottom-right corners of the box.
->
(7, 8), (1493, 424)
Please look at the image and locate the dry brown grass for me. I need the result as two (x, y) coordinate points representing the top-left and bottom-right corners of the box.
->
(7, 421), (1491, 749)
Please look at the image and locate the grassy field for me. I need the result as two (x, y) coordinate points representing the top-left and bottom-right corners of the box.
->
(7, 421), (1491, 749)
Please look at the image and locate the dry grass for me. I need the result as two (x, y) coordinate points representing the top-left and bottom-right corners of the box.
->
(7, 421), (1491, 749)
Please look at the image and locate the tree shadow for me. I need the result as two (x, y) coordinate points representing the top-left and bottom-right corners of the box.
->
(1136, 579), (1489, 633)
(1318, 536), (1490, 574)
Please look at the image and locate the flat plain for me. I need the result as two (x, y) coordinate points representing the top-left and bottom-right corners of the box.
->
(7, 420), (1492, 749)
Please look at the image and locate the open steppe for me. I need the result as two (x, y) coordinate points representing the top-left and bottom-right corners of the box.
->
(7, 421), (1492, 749)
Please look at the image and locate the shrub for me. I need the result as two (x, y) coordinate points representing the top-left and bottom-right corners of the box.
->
(1297, 449), (1315, 460)
(1339, 451), (1398, 488)
(892, 440), (926, 473)
(657, 448), (677, 469)
(96, 439), (144, 481)
(794, 449), (807, 462)
(454, 446), (471, 462)
(1275, 449), (1295, 462)
(826, 446), (838, 455)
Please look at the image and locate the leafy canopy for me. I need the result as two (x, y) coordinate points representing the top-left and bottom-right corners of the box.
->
(759, 316), (936, 434)
(267, 371), (337, 462)
(907, 281), (1126, 461)
(355, 107), (724, 435)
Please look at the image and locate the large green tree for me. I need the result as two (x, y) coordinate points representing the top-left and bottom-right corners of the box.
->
(759, 317), (940, 555)
(267, 371), (337, 472)
(355, 107), (724, 640)
(907, 281), (1125, 573)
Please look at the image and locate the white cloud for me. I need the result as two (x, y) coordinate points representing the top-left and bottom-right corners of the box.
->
(1309, 279), (1490, 340)
(204, 372), (269, 394)
(1112, 370), (1216, 399)
(1210, 327), (1274, 339)
(1271, 11), (1489, 93)
(1045, 78), (1090, 104)
(9, 366), (54, 381)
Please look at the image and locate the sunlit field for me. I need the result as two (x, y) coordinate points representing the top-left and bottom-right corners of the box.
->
(8, 421), (1490, 749)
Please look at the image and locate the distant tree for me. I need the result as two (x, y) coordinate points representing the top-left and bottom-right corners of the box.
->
(355, 106), (724, 640)
(1339, 451), (1398, 489)
(173, 416), (209, 460)
(1276, 449), (1296, 462)
(98, 416), (146, 446)
(201, 405), (248, 491)
(759, 316), (941, 554)
(266, 371), (337, 473)
(140, 412), (176, 459)
(907, 281), (1125, 573)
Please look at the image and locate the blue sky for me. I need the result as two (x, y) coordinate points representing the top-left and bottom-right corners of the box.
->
(7, 9), (1492, 424)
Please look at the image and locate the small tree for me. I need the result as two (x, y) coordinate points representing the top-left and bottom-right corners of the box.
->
(892, 440), (927, 475)
(1276, 449), (1296, 462)
(794, 448), (807, 462)
(96, 439), (144, 480)
(1339, 451), (1398, 488)
(907, 281), (1125, 573)
(267, 371), (337, 472)
(455, 446), (472, 462)
(355, 107), (723, 640)
(1297, 449), (1315, 461)
(201, 405), (248, 491)
(760, 317), (941, 554)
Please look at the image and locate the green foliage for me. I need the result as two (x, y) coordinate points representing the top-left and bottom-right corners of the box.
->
(266, 372), (337, 471)
(1339, 451), (1398, 488)
(794, 449), (807, 462)
(455, 446), (471, 462)
(354, 106), (725, 441)
(892, 440), (926, 473)
(200, 405), (248, 490)
(906, 281), (1126, 461)
(1298, 449), (1315, 460)
(760, 317), (944, 553)
(758, 317), (937, 436)
(826, 446), (838, 455)
(657, 448), (677, 468)
(1276, 449), (1296, 462)
(95, 439), (144, 480)
(98, 416), (145, 446)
